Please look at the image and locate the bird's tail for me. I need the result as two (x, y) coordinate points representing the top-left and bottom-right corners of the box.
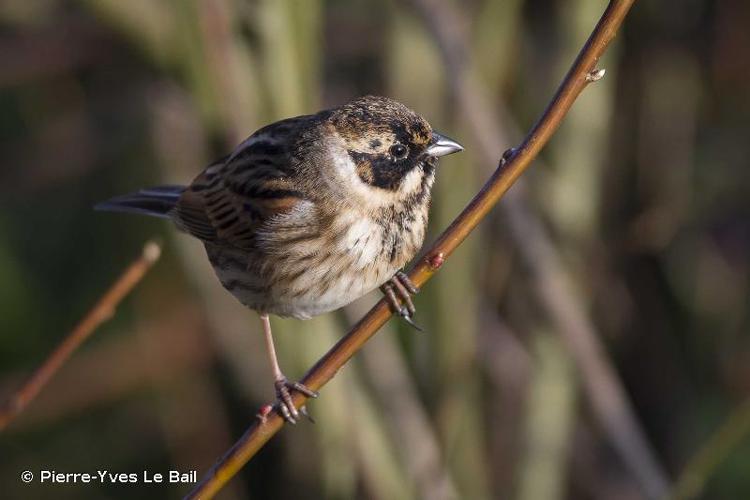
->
(95, 185), (185, 219)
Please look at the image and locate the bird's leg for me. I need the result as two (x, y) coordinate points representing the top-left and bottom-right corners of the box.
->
(259, 313), (318, 424)
(381, 271), (423, 331)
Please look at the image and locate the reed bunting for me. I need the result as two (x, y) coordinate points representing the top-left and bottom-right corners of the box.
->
(97, 95), (463, 423)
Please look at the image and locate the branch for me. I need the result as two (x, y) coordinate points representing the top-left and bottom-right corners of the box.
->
(407, 0), (670, 498)
(185, 1), (636, 498)
(0, 241), (161, 431)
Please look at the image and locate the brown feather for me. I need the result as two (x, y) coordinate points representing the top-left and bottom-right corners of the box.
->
(174, 130), (313, 250)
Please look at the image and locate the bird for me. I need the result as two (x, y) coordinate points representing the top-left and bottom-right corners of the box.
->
(96, 95), (463, 423)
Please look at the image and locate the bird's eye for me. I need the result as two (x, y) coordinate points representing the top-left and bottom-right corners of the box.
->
(389, 144), (409, 160)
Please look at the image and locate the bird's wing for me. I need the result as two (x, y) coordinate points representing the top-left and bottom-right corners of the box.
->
(174, 125), (313, 249)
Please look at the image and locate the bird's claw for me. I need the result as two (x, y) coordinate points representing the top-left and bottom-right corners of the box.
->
(382, 271), (424, 331)
(274, 377), (318, 424)
(399, 307), (424, 331)
(395, 271), (419, 294)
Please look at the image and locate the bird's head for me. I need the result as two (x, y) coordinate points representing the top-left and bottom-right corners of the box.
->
(321, 95), (463, 209)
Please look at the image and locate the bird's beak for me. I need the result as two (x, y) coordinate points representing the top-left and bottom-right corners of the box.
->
(426, 131), (464, 157)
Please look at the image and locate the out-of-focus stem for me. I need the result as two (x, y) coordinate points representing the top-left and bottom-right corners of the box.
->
(669, 399), (750, 500)
(516, 332), (577, 500)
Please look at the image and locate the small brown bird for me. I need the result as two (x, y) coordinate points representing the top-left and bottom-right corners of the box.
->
(97, 95), (463, 422)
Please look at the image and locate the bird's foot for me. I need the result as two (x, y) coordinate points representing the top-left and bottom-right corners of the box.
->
(381, 271), (423, 331)
(274, 377), (318, 424)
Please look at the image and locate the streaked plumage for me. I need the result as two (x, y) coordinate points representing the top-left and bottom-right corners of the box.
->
(97, 95), (463, 422)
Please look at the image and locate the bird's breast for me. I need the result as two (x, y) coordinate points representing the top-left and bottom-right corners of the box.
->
(207, 202), (429, 319)
(279, 207), (428, 316)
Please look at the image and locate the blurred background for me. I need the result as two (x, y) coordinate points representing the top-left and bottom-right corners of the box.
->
(1, 0), (749, 499)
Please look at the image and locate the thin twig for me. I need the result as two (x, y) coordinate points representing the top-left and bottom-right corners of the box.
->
(185, 2), (636, 498)
(406, 0), (670, 498)
(0, 241), (161, 431)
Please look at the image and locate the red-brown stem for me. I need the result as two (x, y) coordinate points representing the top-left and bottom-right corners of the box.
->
(0, 241), (161, 431)
(185, 1), (636, 498)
